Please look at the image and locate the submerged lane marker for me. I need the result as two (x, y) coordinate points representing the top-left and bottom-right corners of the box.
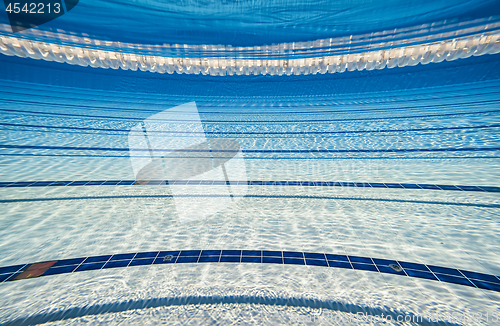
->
(0, 179), (498, 193)
(1, 250), (499, 293)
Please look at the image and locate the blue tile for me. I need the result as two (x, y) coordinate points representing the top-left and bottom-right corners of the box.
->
(85, 181), (106, 186)
(250, 181), (263, 185)
(0, 182), (14, 187)
(400, 184), (421, 189)
(30, 181), (54, 187)
(404, 269), (437, 281)
(283, 251), (303, 258)
(241, 256), (261, 263)
(460, 270), (500, 284)
(187, 180), (201, 185)
(418, 184), (441, 190)
(262, 257), (283, 264)
(237, 181), (248, 185)
(220, 256), (240, 263)
(284, 258), (305, 265)
(275, 181), (288, 186)
(348, 256), (373, 264)
(327, 261), (352, 269)
(325, 254), (349, 262)
(201, 181), (215, 185)
(67, 181), (89, 186)
(478, 186), (500, 193)
(153, 256), (177, 264)
(110, 253), (136, 261)
(263, 181), (275, 186)
(221, 250), (241, 256)
(398, 261), (429, 272)
(263, 251), (282, 257)
(372, 258), (398, 266)
(0, 264), (26, 274)
(304, 252), (325, 260)
(179, 250), (201, 257)
(135, 252), (159, 259)
(427, 265), (462, 277)
(146, 180), (165, 185)
(456, 185), (483, 192)
(437, 185), (461, 191)
(0, 273), (16, 282)
(315, 182), (328, 187)
(8, 182), (35, 187)
(368, 183), (387, 188)
(331, 182), (342, 187)
(176, 256), (198, 263)
(44, 265), (77, 275)
(201, 250), (221, 256)
(300, 181), (311, 186)
(75, 262), (106, 272)
(472, 280), (500, 292)
(306, 259), (328, 267)
(340, 182), (355, 187)
(173, 180), (188, 185)
(435, 273), (474, 287)
(354, 182), (371, 187)
(118, 180), (136, 185)
(377, 265), (406, 276)
(103, 260), (130, 269)
(287, 181), (300, 186)
(52, 258), (86, 267)
(384, 183), (404, 188)
(102, 180), (121, 185)
(199, 256), (220, 263)
(129, 258), (155, 266)
(352, 263), (378, 272)
(85, 255), (112, 263)
(49, 181), (72, 186)
(158, 251), (180, 258)
(242, 250), (261, 257)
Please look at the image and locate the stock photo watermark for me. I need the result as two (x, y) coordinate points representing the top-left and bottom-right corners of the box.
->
(287, 310), (500, 324)
(3, 0), (79, 32)
(128, 101), (247, 223)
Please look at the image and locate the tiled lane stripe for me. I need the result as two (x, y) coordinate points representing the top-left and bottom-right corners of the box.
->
(0, 180), (498, 193)
(1, 250), (499, 293)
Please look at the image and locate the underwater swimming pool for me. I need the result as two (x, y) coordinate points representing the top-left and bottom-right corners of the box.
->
(1, 0), (500, 325)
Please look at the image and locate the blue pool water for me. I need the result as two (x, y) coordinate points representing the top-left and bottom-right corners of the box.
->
(1, 0), (500, 325)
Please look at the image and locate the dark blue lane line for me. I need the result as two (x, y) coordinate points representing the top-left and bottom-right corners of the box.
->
(2, 250), (499, 293)
(1, 122), (499, 136)
(2, 153), (500, 159)
(0, 179), (498, 193)
(1, 194), (498, 208)
(1, 144), (500, 154)
(1, 107), (498, 123)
